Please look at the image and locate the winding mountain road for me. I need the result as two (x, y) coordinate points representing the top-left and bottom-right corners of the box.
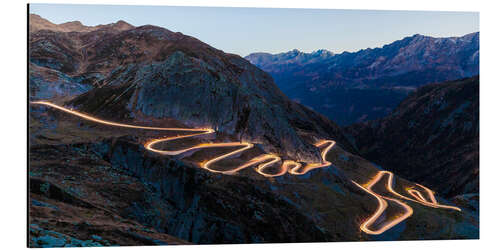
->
(30, 100), (461, 236)
(351, 171), (461, 235)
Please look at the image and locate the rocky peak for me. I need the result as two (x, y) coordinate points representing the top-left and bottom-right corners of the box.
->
(112, 20), (135, 31)
(246, 48), (335, 72)
(29, 13), (135, 33)
(58, 21), (86, 31)
(29, 14), (59, 32)
(313, 49), (334, 56)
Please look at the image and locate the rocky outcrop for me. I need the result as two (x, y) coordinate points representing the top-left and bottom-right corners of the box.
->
(345, 76), (479, 197)
(29, 63), (92, 100)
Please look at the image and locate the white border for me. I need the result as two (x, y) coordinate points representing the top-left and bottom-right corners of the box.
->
(1, 0), (498, 249)
(26, 0), (481, 11)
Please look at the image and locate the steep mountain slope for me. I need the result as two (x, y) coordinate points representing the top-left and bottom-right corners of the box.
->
(246, 33), (479, 125)
(29, 14), (355, 166)
(345, 76), (479, 198)
(28, 14), (135, 100)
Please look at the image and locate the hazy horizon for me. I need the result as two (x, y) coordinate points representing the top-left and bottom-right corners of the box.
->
(29, 4), (479, 57)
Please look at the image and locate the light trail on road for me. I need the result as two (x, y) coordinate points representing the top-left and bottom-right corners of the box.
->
(378, 171), (461, 211)
(31, 101), (461, 236)
(31, 101), (334, 177)
(352, 171), (461, 235)
(32, 101), (213, 132)
(352, 181), (413, 235)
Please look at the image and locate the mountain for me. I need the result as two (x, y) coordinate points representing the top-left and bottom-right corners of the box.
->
(245, 32), (479, 125)
(28, 14), (136, 99)
(29, 15), (356, 162)
(345, 76), (479, 198)
(29, 15), (478, 246)
(247, 49), (335, 70)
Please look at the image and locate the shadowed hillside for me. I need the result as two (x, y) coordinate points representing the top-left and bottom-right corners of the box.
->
(345, 76), (479, 198)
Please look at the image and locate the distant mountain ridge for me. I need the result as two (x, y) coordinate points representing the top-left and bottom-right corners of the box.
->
(248, 49), (335, 69)
(29, 14), (135, 33)
(246, 32), (479, 125)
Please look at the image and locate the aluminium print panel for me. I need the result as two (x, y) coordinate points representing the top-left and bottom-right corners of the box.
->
(28, 3), (479, 247)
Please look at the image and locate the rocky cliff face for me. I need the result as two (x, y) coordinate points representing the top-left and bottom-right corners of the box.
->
(345, 76), (479, 198)
(246, 33), (479, 125)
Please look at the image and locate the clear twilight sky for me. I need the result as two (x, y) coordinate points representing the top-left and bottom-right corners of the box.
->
(29, 4), (479, 57)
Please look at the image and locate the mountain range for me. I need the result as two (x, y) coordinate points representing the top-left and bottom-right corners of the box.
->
(246, 32), (479, 125)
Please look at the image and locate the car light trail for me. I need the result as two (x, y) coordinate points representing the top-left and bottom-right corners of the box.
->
(31, 101), (461, 236)
(31, 101), (334, 177)
(352, 181), (413, 235)
(379, 171), (461, 211)
(31, 101), (213, 132)
(353, 171), (461, 235)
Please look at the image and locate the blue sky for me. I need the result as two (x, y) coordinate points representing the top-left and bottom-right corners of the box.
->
(29, 4), (479, 56)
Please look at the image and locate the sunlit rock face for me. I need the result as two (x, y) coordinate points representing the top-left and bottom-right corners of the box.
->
(29, 14), (355, 162)
(123, 51), (349, 162)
